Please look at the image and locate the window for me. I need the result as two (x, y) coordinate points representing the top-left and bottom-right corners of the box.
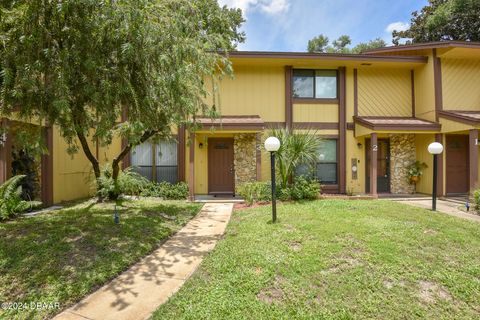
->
(293, 69), (337, 99)
(295, 139), (338, 185)
(315, 139), (337, 185)
(131, 141), (178, 183)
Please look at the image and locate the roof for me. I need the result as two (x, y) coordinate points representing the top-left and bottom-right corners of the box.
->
(196, 115), (265, 131)
(227, 51), (428, 64)
(438, 110), (480, 125)
(363, 40), (480, 55)
(354, 116), (441, 131)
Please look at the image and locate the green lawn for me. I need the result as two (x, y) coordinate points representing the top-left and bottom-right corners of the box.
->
(154, 200), (480, 320)
(0, 198), (202, 320)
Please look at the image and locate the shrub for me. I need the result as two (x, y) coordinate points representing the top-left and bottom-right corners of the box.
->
(0, 175), (42, 221)
(140, 181), (189, 200)
(97, 165), (149, 200)
(474, 189), (480, 213)
(290, 176), (321, 200)
(237, 182), (271, 205)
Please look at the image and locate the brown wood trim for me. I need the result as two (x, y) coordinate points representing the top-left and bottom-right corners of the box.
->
(264, 122), (286, 129)
(41, 126), (54, 206)
(177, 125), (186, 182)
(363, 40), (480, 54)
(411, 69), (416, 117)
(199, 124), (265, 131)
(256, 133), (262, 181)
(353, 68), (358, 117)
(285, 66), (293, 130)
(188, 132), (195, 201)
(293, 98), (339, 104)
(438, 111), (480, 125)
(338, 66), (346, 194)
(469, 130), (479, 193)
(227, 51), (428, 63)
(353, 116), (441, 131)
(433, 49), (443, 121)
(369, 133), (378, 196)
(292, 122), (339, 130)
(321, 184), (339, 193)
(347, 122), (355, 130)
(435, 133), (444, 196)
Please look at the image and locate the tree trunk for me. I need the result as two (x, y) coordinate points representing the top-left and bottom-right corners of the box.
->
(77, 132), (101, 179)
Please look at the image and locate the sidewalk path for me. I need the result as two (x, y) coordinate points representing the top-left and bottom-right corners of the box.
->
(389, 199), (480, 223)
(54, 203), (234, 320)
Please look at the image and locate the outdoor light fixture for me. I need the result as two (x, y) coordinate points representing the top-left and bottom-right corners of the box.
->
(428, 142), (444, 211)
(264, 136), (280, 223)
(199, 142), (204, 149)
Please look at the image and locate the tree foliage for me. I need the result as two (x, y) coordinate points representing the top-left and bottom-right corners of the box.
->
(393, 0), (480, 44)
(307, 34), (386, 53)
(0, 0), (244, 195)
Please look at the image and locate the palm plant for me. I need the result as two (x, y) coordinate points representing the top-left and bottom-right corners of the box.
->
(0, 175), (42, 221)
(267, 128), (322, 189)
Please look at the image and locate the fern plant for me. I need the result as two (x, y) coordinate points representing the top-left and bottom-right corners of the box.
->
(0, 175), (41, 221)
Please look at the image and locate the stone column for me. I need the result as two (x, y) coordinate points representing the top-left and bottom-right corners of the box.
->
(234, 134), (257, 188)
(389, 134), (416, 194)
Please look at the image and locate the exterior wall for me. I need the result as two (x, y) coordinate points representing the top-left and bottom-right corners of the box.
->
(213, 65), (285, 122)
(442, 58), (480, 111)
(414, 53), (436, 122)
(293, 104), (338, 123)
(346, 130), (365, 194)
(389, 134), (415, 194)
(357, 68), (412, 117)
(52, 127), (94, 203)
(414, 134), (437, 195)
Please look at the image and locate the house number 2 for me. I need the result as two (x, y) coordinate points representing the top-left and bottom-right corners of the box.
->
(372, 144), (378, 151)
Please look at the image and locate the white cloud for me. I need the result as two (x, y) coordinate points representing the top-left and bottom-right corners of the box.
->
(385, 21), (409, 33)
(218, 0), (290, 15)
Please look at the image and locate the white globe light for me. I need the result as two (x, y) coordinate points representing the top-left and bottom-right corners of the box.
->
(428, 142), (444, 155)
(264, 136), (281, 152)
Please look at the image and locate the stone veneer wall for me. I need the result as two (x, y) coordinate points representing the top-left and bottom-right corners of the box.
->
(389, 134), (416, 194)
(233, 133), (257, 188)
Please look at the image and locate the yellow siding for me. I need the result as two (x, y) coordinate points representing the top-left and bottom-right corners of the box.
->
(414, 134), (435, 195)
(52, 127), (94, 203)
(346, 67), (355, 121)
(358, 68), (412, 117)
(214, 65), (285, 122)
(414, 54), (436, 122)
(293, 104), (338, 123)
(346, 131), (365, 194)
(443, 58), (480, 111)
(440, 118), (478, 133)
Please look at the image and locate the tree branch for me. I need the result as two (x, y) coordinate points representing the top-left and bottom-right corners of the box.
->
(77, 131), (101, 178)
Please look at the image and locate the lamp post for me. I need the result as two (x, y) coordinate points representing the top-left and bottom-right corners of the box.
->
(264, 136), (280, 223)
(428, 142), (444, 211)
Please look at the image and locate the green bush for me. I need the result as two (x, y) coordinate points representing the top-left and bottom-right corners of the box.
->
(474, 189), (480, 213)
(96, 165), (150, 200)
(290, 176), (320, 200)
(236, 182), (271, 205)
(0, 175), (42, 221)
(140, 181), (189, 200)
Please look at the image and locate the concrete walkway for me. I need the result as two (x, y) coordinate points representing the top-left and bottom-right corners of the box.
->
(389, 198), (480, 223)
(54, 203), (233, 320)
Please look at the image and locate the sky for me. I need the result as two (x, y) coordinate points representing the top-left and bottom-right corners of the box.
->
(218, 0), (429, 52)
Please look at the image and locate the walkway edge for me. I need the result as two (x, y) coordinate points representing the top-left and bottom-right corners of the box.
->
(53, 203), (234, 320)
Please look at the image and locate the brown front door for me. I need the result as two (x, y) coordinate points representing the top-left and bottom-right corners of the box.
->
(366, 139), (390, 193)
(208, 138), (235, 195)
(446, 135), (469, 195)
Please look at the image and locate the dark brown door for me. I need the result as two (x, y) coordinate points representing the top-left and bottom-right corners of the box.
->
(446, 135), (469, 195)
(208, 138), (235, 195)
(366, 139), (390, 193)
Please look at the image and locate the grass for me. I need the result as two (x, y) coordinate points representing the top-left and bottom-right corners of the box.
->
(0, 198), (202, 320)
(154, 200), (480, 320)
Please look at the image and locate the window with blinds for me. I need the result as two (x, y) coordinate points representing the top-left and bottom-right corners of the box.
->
(131, 141), (178, 183)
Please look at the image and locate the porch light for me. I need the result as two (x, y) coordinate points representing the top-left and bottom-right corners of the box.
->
(265, 136), (280, 223)
(264, 137), (280, 152)
(428, 142), (444, 211)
